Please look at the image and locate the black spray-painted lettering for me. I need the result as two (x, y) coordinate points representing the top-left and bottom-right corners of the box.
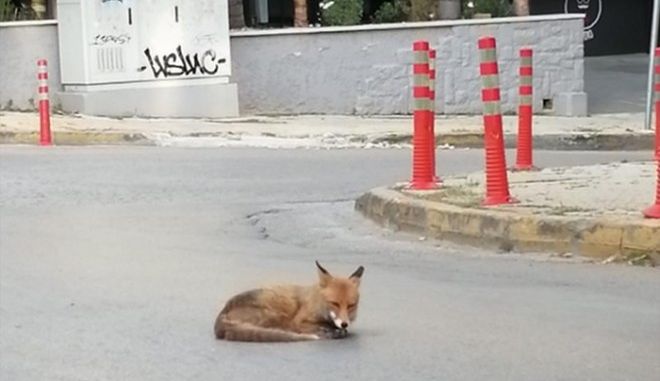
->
(138, 46), (226, 78)
(92, 34), (131, 45)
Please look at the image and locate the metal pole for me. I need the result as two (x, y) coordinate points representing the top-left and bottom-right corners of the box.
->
(645, 0), (660, 130)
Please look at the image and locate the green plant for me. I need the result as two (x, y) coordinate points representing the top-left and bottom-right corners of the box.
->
(409, 0), (437, 21)
(0, 0), (38, 21)
(462, 0), (512, 18)
(372, 0), (409, 23)
(0, 0), (14, 21)
(320, 0), (364, 26)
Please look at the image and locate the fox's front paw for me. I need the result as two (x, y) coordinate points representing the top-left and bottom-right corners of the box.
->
(332, 328), (348, 339)
(319, 326), (348, 339)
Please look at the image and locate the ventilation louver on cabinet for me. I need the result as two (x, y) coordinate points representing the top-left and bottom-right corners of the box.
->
(96, 46), (125, 73)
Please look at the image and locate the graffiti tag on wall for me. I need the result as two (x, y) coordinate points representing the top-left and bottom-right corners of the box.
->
(92, 34), (131, 45)
(194, 34), (219, 45)
(138, 46), (227, 78)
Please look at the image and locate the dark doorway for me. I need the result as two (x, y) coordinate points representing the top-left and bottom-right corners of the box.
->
(531, 0), (653, 56)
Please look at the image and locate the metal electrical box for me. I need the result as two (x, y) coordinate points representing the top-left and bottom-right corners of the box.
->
(56, 0), (238, 117)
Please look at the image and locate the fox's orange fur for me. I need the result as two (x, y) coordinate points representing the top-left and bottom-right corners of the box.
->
(214, 261), (364, 342)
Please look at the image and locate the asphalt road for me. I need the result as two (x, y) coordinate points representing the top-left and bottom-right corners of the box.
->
(1, 146), (658, 381)
(585, 54), (648, 114)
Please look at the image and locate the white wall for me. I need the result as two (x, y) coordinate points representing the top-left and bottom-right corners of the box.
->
(0, 21), (60, 111)
(0, 15), (587, 116)
(230, 15), (586, 116)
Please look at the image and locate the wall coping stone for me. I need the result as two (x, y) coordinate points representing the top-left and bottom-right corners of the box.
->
(0, 20), (57, 28)
(0, 15), (584, 36)
(230, 14), (585, 38)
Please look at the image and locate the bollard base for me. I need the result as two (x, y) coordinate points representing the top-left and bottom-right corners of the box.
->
(643, 204), (660, 219)
(407, 181), (439, 190)
(512, 164), (538, 172)
(482, 195), (518, 206)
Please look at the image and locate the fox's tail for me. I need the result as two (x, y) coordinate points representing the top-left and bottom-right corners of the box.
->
(214, 315), (319, 342)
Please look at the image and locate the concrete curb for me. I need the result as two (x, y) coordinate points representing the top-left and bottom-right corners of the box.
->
(0, 129), (654, 151)
(0, 131), (152, 146)
(355, 187), (660, 264)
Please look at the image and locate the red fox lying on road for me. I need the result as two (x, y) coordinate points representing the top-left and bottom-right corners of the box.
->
(214, 261), (364, 342)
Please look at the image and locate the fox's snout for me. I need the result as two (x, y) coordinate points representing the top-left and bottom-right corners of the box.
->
(329, 310), (350, 329)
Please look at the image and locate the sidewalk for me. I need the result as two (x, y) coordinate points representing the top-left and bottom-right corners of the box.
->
(356, 161), (660, 266)
(0, 111), (655, 149)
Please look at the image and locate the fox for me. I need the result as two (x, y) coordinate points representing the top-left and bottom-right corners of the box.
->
(214, 261), (364, 342)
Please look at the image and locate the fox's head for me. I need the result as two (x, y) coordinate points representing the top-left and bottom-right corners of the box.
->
(315, 261), (365, 330)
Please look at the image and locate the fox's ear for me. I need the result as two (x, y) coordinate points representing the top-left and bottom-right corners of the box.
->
(349, 266), (364, 286)
(316, 261), (332, 287)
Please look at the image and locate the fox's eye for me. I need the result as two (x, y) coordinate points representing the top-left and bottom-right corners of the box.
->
(329, 302), (340, 308)
(348, 303), (356, 309)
